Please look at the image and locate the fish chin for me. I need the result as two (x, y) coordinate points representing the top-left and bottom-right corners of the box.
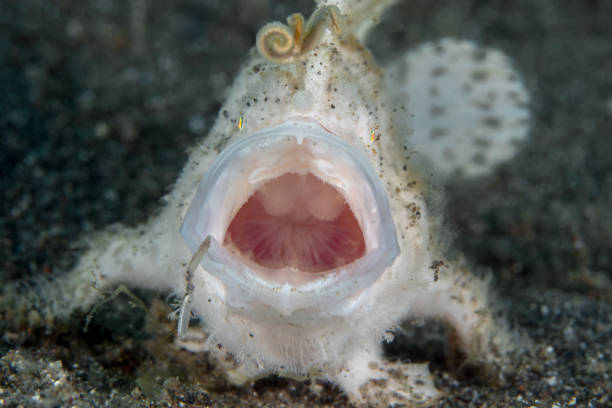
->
(181, 120), (399, 320)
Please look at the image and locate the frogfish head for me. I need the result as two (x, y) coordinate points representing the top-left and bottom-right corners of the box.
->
(179, 4), (418, 323)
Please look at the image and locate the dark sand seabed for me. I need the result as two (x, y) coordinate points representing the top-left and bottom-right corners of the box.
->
(1, 0), (610, 406)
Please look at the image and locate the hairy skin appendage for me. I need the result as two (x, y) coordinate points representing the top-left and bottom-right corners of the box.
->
(3, 0), (532, 405)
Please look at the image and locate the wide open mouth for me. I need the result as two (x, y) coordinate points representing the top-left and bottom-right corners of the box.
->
(181, 121), (398, 316)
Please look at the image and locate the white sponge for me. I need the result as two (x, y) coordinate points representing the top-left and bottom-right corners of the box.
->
(386, 38), (531, 179)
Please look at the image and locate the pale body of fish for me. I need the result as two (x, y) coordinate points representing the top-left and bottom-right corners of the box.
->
(12, 0), (531, 405)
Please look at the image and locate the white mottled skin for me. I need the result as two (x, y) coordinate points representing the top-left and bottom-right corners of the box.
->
(386, 38), (531, 179)
(13, 0), (529, 406)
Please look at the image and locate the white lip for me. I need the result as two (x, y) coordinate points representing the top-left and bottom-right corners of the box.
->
(181, 121), (399, 320)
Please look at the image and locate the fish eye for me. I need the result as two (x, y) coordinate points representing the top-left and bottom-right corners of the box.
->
(181, 121), (399, 318)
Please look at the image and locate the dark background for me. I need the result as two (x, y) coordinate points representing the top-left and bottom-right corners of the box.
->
(1, 1), (610, 406)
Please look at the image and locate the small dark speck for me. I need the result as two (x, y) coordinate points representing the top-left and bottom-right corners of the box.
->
(249, 333), (254, 338)
(482, 116), (502, 128)
(473, 101), (492, 111)
(471, 70), (489, 81)
(431, 66), (447, 77)
(472, 152), (487, 165)
(472, 49), (487, 62)
(430, 105), (445, 117)
(473, 137), (491, 148)
(508, 91), (520, 101)
(331, 104), (335, 109)
(430, 128), (448, 139)
(222, 110), (229, 118)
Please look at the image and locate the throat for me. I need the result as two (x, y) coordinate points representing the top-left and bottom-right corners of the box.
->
(224, 173), (366, 273)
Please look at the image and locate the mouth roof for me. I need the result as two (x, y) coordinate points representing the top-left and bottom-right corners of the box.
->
(181, 121), (398, 316)
(224, 172), (366, 274)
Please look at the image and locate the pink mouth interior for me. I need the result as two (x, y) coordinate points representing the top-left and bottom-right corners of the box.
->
(224, 173), (366, 273)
